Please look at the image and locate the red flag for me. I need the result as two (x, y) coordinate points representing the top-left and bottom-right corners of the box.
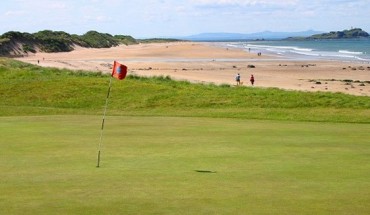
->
(112, 61), (127, 80)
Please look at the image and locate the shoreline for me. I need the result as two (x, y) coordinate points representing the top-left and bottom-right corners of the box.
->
(217, 40), (370, 64)
(16, 42), (370, 96)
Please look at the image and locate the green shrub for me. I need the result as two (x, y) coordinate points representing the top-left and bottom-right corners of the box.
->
(22, 44), (36, 53)
(80, 31), (119, 48)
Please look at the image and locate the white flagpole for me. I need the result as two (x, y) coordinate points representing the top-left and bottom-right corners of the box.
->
(96, 76), (113, 167)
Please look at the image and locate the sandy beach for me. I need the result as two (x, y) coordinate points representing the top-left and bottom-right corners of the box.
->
(17, 42), (370, 96)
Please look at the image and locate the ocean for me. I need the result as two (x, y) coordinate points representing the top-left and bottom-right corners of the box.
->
(224, 38), (370, 63)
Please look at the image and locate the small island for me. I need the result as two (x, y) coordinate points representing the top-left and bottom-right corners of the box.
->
(287, 28), (369, 40)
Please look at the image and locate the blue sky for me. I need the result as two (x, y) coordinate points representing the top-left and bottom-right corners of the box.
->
(1, 0), (369, 38)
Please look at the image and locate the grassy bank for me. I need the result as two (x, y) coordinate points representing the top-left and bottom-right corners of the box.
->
(1, 58), (369, 122)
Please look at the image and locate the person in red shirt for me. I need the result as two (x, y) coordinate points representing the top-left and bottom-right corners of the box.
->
(250, 74), (255, 86)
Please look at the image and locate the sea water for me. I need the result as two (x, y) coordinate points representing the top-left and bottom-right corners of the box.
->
(225, 38), (370, 63)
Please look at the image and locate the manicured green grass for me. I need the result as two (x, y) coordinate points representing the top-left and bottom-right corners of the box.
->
(1, 116), (370, 214)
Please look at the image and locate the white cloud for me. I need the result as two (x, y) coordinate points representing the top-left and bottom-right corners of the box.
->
(46, 2), (67, 9)
(4, 10), (25, 16)
(1, 0), (369, 37)
(84, 15), (112, 23)
(192, 0), (298, 6)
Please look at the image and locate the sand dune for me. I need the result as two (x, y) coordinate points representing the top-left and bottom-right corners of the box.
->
(17, 42), (370, 96)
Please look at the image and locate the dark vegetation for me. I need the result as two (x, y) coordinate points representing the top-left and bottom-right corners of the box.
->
(287, 28), (369, 40)
(114, 35), (137, 45)
(138, 38), (184, 43)
(1, 58), (369, 123)
(0, 30), (138, 56)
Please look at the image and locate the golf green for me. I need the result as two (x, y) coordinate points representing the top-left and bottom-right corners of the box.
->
(1, 116), (369, 214)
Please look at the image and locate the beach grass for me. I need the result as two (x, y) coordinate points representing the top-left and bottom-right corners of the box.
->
(0, 58), (369, 122)
(1, 115), (370, 214)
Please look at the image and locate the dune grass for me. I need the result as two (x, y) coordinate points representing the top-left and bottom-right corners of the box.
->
(0, 58), (369, 122)
(1, 115), (370, 214)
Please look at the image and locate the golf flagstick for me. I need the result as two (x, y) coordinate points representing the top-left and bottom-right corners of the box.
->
(96, 76), (113, 168)
(96, 61), (127, 168)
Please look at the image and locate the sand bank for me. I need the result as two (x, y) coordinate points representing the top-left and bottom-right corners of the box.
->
(17, 42), (370, 96)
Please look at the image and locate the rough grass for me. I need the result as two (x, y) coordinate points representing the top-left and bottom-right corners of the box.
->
(0, 58), (369, 123)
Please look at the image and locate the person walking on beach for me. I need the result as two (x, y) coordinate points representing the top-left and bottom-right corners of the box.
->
(236, 73), (241, 85)
(250, 74), (255, 86)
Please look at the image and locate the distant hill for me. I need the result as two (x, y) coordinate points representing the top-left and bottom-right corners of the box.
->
(287, 28), (370, 40)
(179, 30), (323, 41)
(138, 38), (183, 43)
(0, 30), (138, 56)
(308, 28), (369, 39)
